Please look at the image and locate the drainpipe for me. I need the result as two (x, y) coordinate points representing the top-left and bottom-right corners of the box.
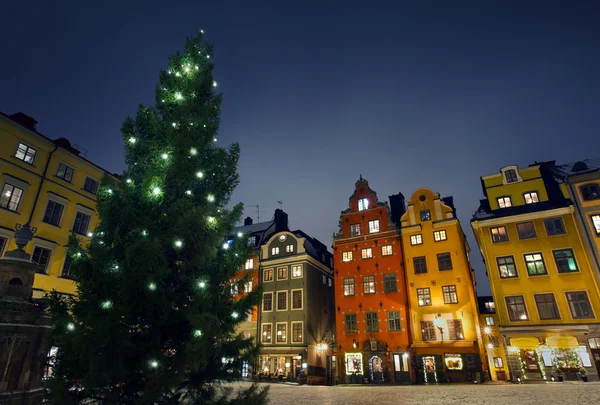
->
(397, 223), (414, 383)
(27, 144), (59, 224)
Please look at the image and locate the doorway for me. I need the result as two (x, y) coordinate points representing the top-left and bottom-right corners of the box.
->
(370, 356), (384, 383)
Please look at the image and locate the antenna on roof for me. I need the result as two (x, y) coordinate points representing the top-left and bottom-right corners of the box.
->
(249, 204), (265, 223)
(277, 200), (282, 210)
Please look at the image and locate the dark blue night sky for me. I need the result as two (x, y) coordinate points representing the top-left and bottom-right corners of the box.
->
(2, 1), (599, 294)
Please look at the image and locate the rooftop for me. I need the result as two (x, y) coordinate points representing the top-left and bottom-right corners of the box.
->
(550, 158), (600, 180)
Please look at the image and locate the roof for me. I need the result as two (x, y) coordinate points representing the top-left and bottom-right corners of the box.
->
(292, 229), (332, 269)
(234, 220), (275, 235)
(550, 158), (600, 180)
(472, 198), (571, 221)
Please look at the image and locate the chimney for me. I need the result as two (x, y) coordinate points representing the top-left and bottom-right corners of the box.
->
(244, 217), (253, 226)
(441, 196), (457, 218)
(274, 209), (289, 232)
(9, 112), (38, 131)
(388, 193), (406, 226)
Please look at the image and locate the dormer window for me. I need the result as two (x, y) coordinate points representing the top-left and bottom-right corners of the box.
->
(580, 183), (600, 201)
(358, 198), (369, 211)
(497, 196), (512, 209)
(504, 169), (518, 183)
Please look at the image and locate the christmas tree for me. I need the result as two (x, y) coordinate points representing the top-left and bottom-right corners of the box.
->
(46, 32), (269, 405)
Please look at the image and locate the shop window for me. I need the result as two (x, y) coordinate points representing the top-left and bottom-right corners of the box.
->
(534, 293), (560, 320)
(393, 354), (410, 372)
(383, 273), (397, 292)
(345, 314), (357, 333)
(366, 312), (378, 332)
(437, 252), (453, 271)
(544, 218), (566, 236)
(505, 295), (528, 321)
(434, 230), (447, 242)
(445, 354), (464, 370)
(350, 223), (361, 236)
(414, 256), (427, 274)
(490, 226), (509, 243)
(554, 249), (578, 273)
(497, 196), (512, 208)
(417, 288), (431, 306)
(410, 234), (423, 245)
(342, 251), (353, 262)
(343, 278), (355, 296)
(566, 291), (594, 319)
(588, 338), (600, 349)
(345, 353), (363, 375)
(523, 191), (539, 204)
(420, 321), (435, 341)
(368, 220), (380, 234)
(516, 222), (536, 240)
(363, 275), (375, 294)
(524, 253), (547, 276)
(497, 256), (518, 278)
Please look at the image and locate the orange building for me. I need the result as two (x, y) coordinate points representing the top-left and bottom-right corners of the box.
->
(333, 176), (411, 384)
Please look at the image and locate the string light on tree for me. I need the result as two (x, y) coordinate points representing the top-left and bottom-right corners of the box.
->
(172, 122), (177, 128)
(222, 243), (229, 250)
(67, 322), (75, 331)
(190, 147), (197, 156)
(128, 137), (137, 144)
(231, 312), (239, 319)
(237, 232), (243, 238)
(107, 189), (113, 194)
(213, 81), (217, 87)
(142, 230), (148, 236)
(193, 329), (202, 338)
(148, 282), (157, 291)
(197, 281), (206, 289)
(149, 360), (159, 369)
(152, 187), (162, 196)
(185, 190), (192, 196)
(87, 232), (93, 237)
(207, 216), (215, 224)
(174, 240), (183, 249)
(101, 300), (112, 309)
(213, 138), (217, 142)
(196, 171), (204, 179)
(126, 179), (132, 184)
(207, 194), (215, 203)
(174, 92), (183, 100)
(161, 153), (169, 160)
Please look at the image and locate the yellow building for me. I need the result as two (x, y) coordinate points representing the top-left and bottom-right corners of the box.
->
(477, 296), (510, 381)
(0, 112), (117, 297)
(471, 161), (600, 382)
(400, 188), (486, 383)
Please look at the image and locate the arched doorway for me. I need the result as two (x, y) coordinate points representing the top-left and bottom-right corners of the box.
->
(370, 355), (384, 383)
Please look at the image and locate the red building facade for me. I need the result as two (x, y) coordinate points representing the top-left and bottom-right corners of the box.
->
(333, 176), (411, 384)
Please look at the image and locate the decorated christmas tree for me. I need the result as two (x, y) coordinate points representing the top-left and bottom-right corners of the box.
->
(46, 32), (268, 404)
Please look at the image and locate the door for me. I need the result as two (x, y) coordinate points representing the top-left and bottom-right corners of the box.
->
(370, 356), (384, 383)
(522, 350), (542, 377)
(423, 356), (437, 383)
(393, 353), (411, 383)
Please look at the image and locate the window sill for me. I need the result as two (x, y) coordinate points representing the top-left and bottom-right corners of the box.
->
(41, 221), (62, 229)
(81, 188), (98, 196)
(0, 206), (20, 215)
(12, 156), (36, 167)
(527, 273), (549, 277)
(54, 176), (73, 184)
(557, 270), (580, 275)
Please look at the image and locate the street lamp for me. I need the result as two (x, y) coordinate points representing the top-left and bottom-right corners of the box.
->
(352, 339), (358, 349)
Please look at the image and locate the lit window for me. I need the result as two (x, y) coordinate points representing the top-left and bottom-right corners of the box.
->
(231, 283), (239, 295)
(362, 275), (375, 294)
(485, 301), (496, 310)
(261, 324), (272, 343)
(445, 354), (464, 369)
(247, 236), (256, 246)
(544, 218), (566, 236)
(263, 269), (273, 282)
(262, 292), (273, 311)
(566, 291), (594, 319)
(245, 259), (254, 270)
(553, 249), (578, 273)
(421, 321), (435, 341)
(442, 285), (458, 304)
(83, 177), (99, 195)
(516, 221), (536, 239)
(410, 234), (423, 245)
(277, 267), (288, 280)
(271, 246), (279, 255)
(244, 281), (253, 293)
(276, 323), (287, 343)
(350, 223), (361, 237)
(493, 357), (503, 368)
(72, 211), (91, 235)
(368, 220), (380, 233)
(358, 198), (369, 211)
(342, 251), (353, 262)
(485, 316), (494, 326)
(417, 288), (431, 306)
(497, 196), (512, 209)
(291, 322), (303, 343)
(591, 215), (600, 236)
(523, 191), (539, 204)
(15, 143), (37, 164)
(434, 230), (447, 242)
(420, 210), (431, 221)
(490, 226), (508, 243)
(285, 244), (294, 253)
(56, 163), (75, 182)
(524, 253), (547, 276)
(414, 256), (427, 274)
(43, 200), (65, 226)
(497, 256), (518, 278)
(437, 252), (452, 271)
(505, 295), (528, 321)
(0, 183), (24, 212)
(343, 278), (355, 296)
(292, 265), (302, 278)
(580, 184), (600, 201)
(32, 246), (52, 274)
(381, 245), (393, 256)
(504, 169), (518, 183)
(361, 248), (373, 259)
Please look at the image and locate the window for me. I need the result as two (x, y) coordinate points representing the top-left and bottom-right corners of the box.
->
(285, 244), (294, 253)
(523, 191), (539, 204)
(263, 269), (273, 282)
(292, 265), (302, 278)
(72, 211), (91, 235)
(345, 314), (357, 333)
(504, 169), (518, 183)
(0, 236), (7, 256)
(442, 285), (458, 304)
(580, 184), (600, 201)
(291, 322), (303, 343)
(342, 251), (353, 262)
(417, 288), (431, 306)
(32, 246), (52, 273)
(591, 215), (600, 236)
(534, 293), (560, 320)
(61, 254), (73, 279)
(322, 275), (326, 284)
(231, 284), (239, 295)
(554, 249), (578, 273)
(276, 323), (287, 343)
(410, 234), (423, 245)
(292, 289), (302, 310)
(447, 319), (464, 340)
(368, 220), (380, 233)
(420, 210), (431, 221)
(366, 312), (378, 332)
(485, 316), (495, 326)
(363, 275), (375, 294)
(505, 295), (528, 321)
(566, 291), (594, 319)
(488, 335), (499, 347)
(262, 292), (273, 311)
(247, 236), (256, 246)
(328, 278), (332, 287)
(15, 143), (37, 164)
(271, 247), (279, 255)
(493, 357), (504, 368)
(437, 252), (453, 271)
(388, 311), (401, 331)
(524, 253), (547, 276)
(516, 222), (536, 240)
(56, 163), (74, 182)
(490, 226), (509, 243)
(277, 267), (288, 280)
(383, 273), (397, 293)
(276, 291), (288, 311)
(497, 196), (512, 208)
(545, 218), (566, 236)
(414, 256), (427, 274)
(244, 281), (253, 293)
(485, 301), (496, 311)
(43, 200), (64, 226)
(83, 177), (99, 195)
(343, 278), (355, 296)
(358, 198), (369, 211)
(497, 256), (518, 278)
(421, 321), (435, 341)
(434, 230), (447, 242)
(361, 248), (373, 259)
(350, 223), (361, 236)
(242, 360), (249, 377)
(0, 183), (24, 212)
(381, 245), (393, 256)
(245, 259), (254, 270)
(261, 324), (272, 343)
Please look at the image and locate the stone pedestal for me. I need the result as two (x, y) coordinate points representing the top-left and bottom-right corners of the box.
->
(0, 257), (51, 405)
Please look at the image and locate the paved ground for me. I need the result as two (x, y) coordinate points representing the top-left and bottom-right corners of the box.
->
(231, 381), (600, 404)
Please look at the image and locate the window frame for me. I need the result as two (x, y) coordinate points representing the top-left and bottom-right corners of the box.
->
(362, 275), (375, 294)
(31, 245), (53, 274)
(410, 234), (423, 245)
(275, 322), (287, 344)
(350, 223), (361, 237)
(433, 230), (447, 242)
(358, 198), (369, 211)
(420, 209), (431, 221)
(590, 214), (600, 236)
(533, 293), (561, 320)
(261, 323), (273, 344)
(544, 217), (566, 236)
(262, 292), (273, 312)
(271, 246), (280, 255)
(343, 278), (355, 296)
(523, 191), (540, 204)
(285, 244), (294, 253)
(291, 264), (303, 278)
(516, 221), (537, 240)
(61, 251), (73, 279)
(505, 295), (529, 322)
(42, 198), (65, 227)
(368, 219), (380, 234)
(496, 255), (518, 279)
(245, 258), (254, 270)
(387, 311), (402, 331)
(437, 252), (453, 271)
(580, 183), (600, 201)
(485, 316), (495, 326)
(0, 183), (24, 212)
(277, 267), (288, 280)
(493, 357), (504, 368)
(553, 248), (579, 273)
(361, 248), (373, 259)
(291, 321), (304, 343)
(345, 314), (357, 333)
(417, 288), (431, 306)
(447, 319), (464, 340)
(421, 321), (436, 341)
(381, 245), (393, 256)
(83, 176), (99, 195)
(342, 251), (353, 262)
(523, 252), (547, 276)
(56, 163), (75, 183)
(291, 288), (303, 310)
(414, 256), (427, 274)
(442, 285), (458, 304)
(263, 269), (274, 282)
(383, 273), (397, 293)
(490, 226), (509, 243)
(565, 291), (595, 320)
(276, 290), (288, 311)
(497, 196), (512, 209)
(0, 236), (8, 256)
(365, 312), (379, 332)
(14, 142), (37, 165)
(72, 211), (91, 236)
(504, 169), (518, 183)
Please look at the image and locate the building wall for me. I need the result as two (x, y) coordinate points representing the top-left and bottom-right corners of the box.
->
(0, 114), (114, 297)
(333, 178), (410, 384)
